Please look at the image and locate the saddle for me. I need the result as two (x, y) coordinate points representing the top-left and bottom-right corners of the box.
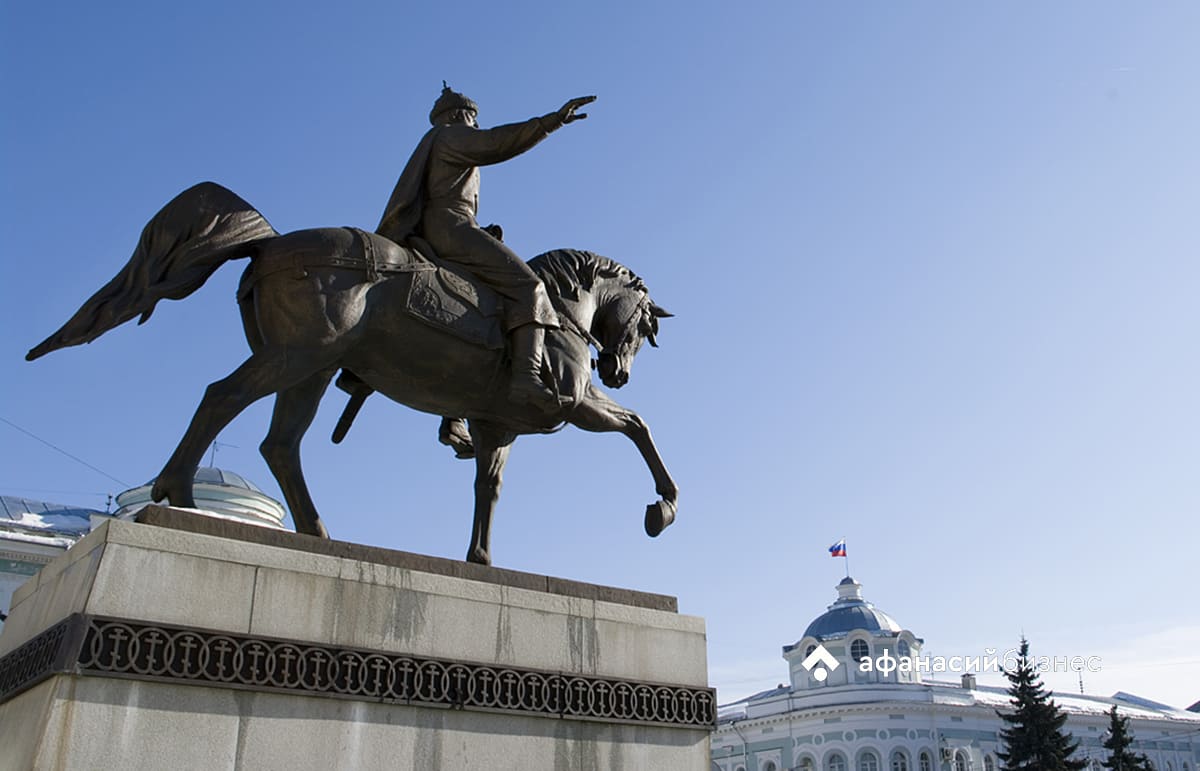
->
(243, 227), (505, 350)
(241, 226), (516, 444)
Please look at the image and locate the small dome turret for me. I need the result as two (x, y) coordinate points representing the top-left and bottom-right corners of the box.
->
(784, 576), (924, 690)
(803, 576), (902, 640)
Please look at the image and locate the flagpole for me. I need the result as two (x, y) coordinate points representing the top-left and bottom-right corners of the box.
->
(843, 537), (849, 578)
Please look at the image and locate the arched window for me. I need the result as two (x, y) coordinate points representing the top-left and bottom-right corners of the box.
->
(891, 750), (909, 771)
(983, 756), (995, 771)
(918, 752), (933, 771)
(806, 644), (817, 657)
(897, 639), (911, 659)
(798, 758), (815, 771)
(764, 763), (777, 771)
(828, 752), (847, 771)
(851, 639), (870, 662)
(859, 751), (880, 771)
(954, 751), (968, 771)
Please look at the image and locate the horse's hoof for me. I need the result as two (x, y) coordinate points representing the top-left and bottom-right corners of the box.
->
(151, 475), (195, 509)
(300, 520), (330, 539)
(466, 547), (491, 565)
(644, 499), (676, 537)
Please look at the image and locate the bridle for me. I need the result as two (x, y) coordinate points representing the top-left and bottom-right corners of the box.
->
(550, 292), (649, 362)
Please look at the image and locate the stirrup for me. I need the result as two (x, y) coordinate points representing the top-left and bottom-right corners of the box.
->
(510, 377), (566, 413)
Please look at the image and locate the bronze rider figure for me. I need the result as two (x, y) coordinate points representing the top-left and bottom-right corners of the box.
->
(376, 84), (597, 418)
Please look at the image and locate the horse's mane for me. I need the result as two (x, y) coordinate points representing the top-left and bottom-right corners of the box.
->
(528, 249), (646, 302)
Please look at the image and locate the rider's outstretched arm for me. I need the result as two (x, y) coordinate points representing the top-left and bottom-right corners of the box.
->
(438, 96), (596, 168)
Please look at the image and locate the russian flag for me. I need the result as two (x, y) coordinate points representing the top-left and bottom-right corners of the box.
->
(829, 539), (847, 557)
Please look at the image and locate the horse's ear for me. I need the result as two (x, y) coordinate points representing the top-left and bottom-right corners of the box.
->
(641, 314), (661, 347)
(650, 303), (673, 318)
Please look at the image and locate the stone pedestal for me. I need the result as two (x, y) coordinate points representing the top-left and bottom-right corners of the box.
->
(0, 507), (712, 770)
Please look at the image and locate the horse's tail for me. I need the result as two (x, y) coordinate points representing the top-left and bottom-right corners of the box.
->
(26, 182), (278, 361)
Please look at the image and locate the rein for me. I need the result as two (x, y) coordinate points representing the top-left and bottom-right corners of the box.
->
(549, 295), (603, 353)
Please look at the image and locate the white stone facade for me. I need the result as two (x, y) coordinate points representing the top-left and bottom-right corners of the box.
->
(0, 497), (93, 630)
(713, 578), (1200, 771)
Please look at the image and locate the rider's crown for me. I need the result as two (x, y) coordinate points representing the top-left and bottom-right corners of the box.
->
(430, 82), (478, 125)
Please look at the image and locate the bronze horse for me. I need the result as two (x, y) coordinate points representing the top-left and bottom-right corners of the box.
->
(27, 183), (676, 565)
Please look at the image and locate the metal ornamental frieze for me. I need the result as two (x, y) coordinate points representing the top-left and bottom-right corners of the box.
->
(0, 616), (77, 702)
(26, 86), (678, 568)
(0, 615), (716, 730)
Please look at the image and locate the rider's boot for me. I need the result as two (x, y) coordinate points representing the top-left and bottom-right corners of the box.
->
(438, 417), (474, 459)
(508, 324), (566, 413)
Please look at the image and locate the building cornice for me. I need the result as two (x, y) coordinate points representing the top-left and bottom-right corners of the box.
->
(0, 549), (54, 565)
(717, 686), (1200, 736)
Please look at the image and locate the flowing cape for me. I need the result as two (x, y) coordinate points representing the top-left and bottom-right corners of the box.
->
(375, 128), (439, 244)
(27, 182), (278, 361)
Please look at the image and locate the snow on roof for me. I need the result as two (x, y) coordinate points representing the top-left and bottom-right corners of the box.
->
(717, 705), (747, 722)
(718, 680), (1200, 725)
(941, 683), (1200, 721)
(1113, 691), (1183, 713)
(0, 528), (78, 549)
(0, 495), (99, 535)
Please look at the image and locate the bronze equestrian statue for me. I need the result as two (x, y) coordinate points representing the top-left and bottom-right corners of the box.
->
(26, 89), (677, 566)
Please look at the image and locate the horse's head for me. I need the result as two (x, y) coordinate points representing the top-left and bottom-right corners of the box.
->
(594, 287), (672, 389)
(529, 249), (672, 389)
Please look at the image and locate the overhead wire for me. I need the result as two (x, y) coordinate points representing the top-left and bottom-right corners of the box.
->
(0, 416), (130, 488)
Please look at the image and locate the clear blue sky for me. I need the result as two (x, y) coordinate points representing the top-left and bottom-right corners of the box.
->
(3, 2), (1197, 708)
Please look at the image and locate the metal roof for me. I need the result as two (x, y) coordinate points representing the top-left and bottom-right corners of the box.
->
(802, 577), (904, 640)
(142, 467), (264, 493)
(0, 495), (99, 534)
(803, 603), (902, 639)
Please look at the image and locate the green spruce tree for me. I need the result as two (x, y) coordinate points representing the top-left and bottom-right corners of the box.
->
(996, 637), (1087, 770)
(1101, 705), (1154, 771)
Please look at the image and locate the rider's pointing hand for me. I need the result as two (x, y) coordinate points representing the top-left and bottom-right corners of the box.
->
(559, 95), (597, 125)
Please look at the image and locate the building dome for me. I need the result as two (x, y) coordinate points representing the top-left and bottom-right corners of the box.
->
(189, 466), (266, 493)
(802, 576), (902, 640)
(113, 467), (289, 531)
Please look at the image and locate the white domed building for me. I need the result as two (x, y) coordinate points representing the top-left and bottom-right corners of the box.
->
(111, 466), (287, 530)
(0, 467), (288, 630)
(712, 577), (1200, 771)
(0, 496), (101, 627)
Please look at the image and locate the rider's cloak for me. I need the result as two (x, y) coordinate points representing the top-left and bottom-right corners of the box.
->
(375, 128), (438, 245)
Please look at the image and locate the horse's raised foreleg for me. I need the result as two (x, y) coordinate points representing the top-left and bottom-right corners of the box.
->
(465, 420), (516, 565)
(260, 370), (336, 538)
(150, 347), (334, 509)
(568, 385), (678, 537)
